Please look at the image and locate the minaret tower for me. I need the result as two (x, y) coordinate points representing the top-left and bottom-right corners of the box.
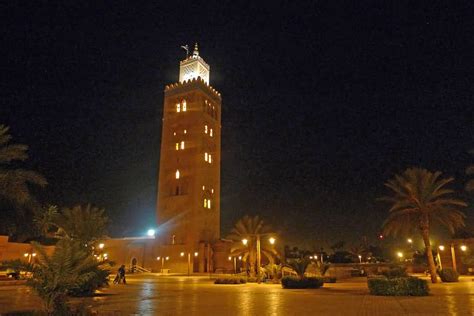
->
(157, 44), (221, 263)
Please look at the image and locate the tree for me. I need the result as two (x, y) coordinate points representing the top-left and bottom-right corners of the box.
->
(15, 239), (109, 314)
(466, 149), (474, 192)
(0, 125), (47, 239)
(33, 205), (59, 237)
(0, 124), (47, 205)
(52, 204), (108, 248)
(227, 215), (278, 277)
(381, 168), (466, 283)
(285, 258), (310, 279)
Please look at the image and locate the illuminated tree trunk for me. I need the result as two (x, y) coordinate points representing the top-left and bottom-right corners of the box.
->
(421, 226), (437, 283)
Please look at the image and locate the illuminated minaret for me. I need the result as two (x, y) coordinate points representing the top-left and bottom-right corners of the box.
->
(157, 44), (221, 255)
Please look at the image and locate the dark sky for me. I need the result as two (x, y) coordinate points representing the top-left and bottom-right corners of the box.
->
(2, 1), (473, 248)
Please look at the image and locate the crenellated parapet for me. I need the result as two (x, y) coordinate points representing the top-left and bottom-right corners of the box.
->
(165, 77), (221, 100)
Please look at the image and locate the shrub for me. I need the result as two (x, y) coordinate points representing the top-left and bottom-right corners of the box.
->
(281, 276), (324, 289)
(381, 266), (408, 279)
(438, 269), (459, 282)
(368, 277), (429, 296)
(214, 278), (246, 284)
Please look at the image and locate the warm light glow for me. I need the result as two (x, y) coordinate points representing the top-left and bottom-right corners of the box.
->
(397, 252), (403, 258)
(207, 199), (211, 209)
(205, 152), (208, 161)
(460, 245), (467, 252)
(205, 125), (208, 134)
(147, 229), (156, 237)
(204, 198), (207, 208)
(175, 143), (179, 150)
(32, 253), (37, 257)
(182, 100), (187, 112)
(209, 154), (212, 163)
(103, 253), (108, 257)
(98, 243), (104, 249)
(180, 252), (185, 257)
(238, 256), (242, 260)
(211, 189), (214, 194)
(24, 253), (28, 257)
(242, 238), (248, 245)
(358, 255), (362, 259)
(176, 170), (180, 179)
(228, 256), (232, 261)
(180, 141), (185, 150)
(439, 245), (445, 251)
(194, 252), (198, 257)
(166, 256), (169, 260)
(173, 132), (176, 136)
(314, 255), (318, 259)
(176, 103), (180, 112)
(309, 256), (313, 259)
(210, 129), (213, 137)
(407, 238), (413, 244)
(202, 185), (205, 190)
(269, 237), (276, 245)
(184, 129), (187, 134)
(157, 256), (161, 260)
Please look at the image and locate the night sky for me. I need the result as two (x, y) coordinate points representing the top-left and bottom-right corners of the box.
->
(2, 2), (473, 248)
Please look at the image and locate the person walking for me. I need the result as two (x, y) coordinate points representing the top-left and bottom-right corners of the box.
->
(114, 265), (127, 284)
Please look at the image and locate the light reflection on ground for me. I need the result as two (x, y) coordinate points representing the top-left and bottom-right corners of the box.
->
(0, 274), (473, 315)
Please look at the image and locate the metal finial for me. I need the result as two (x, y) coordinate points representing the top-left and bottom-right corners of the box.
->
(193, 43), (199, 57)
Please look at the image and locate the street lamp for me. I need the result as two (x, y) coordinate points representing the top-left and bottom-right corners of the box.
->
(397, 252), (403, 262)
(460, 245), (467, 252)
(439, 245), (445, 251)
(240, 234), (276, 281)
(358, 255), (362, 263)
(147, 229), (156, 237)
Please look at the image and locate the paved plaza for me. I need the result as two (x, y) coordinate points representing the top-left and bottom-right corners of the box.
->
(0, 274), (473, 315)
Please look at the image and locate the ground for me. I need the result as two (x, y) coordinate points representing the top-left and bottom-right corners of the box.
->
(0, 274), (473, 315)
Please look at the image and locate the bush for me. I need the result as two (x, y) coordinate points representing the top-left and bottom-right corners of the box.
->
(214, 278), (246, 284)
(381, 266), (408, 279)
(281, 276), (324, 289)
(438, 269), (459, 282)
(368, 277), (429, 296)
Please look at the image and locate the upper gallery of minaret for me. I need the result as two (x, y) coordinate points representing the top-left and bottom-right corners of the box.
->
(179, 43), (210, 84)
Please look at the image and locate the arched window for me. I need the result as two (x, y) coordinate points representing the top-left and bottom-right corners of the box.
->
(175, 169), (180, 179)
(176, 103), (180, 112)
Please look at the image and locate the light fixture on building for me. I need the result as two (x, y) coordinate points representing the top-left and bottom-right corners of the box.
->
(439, 245), (445, 251)
(269, 237), (276, 245)
(460, 245), (467, 252)
(194, 252), (198, 257)
(147, 229), (156, 237)
(98, 243), (105, 249)
(242, 239), (248, 246)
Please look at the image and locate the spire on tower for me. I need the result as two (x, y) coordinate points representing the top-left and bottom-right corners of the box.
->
(193, 43), (199, 58)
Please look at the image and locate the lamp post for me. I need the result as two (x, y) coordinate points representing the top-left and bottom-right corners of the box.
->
(358, 255), (362, 264)
(438, 245), (445, 270)
(23, 252), (36, 264)
(241, 235), (276, 281)
(157, 256), (170, 273)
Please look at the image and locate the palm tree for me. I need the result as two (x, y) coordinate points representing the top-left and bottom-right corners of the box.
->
(52, 204), (108, 248)
(25, 239), (109, 313)
(466, 149), (474, 192)
(381, 168), (466, 283)
(33, 205), (59, 237)
(285, 258), (310, 279)
(227, 215), (278, 277)
(0, 125), (47, 205)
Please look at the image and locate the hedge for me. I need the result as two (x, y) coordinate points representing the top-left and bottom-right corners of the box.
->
(281, 276), (324, 289)
(438, 269), (459, 282)
(214, 278), (247, 284)
(368, 277), (429, 296)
